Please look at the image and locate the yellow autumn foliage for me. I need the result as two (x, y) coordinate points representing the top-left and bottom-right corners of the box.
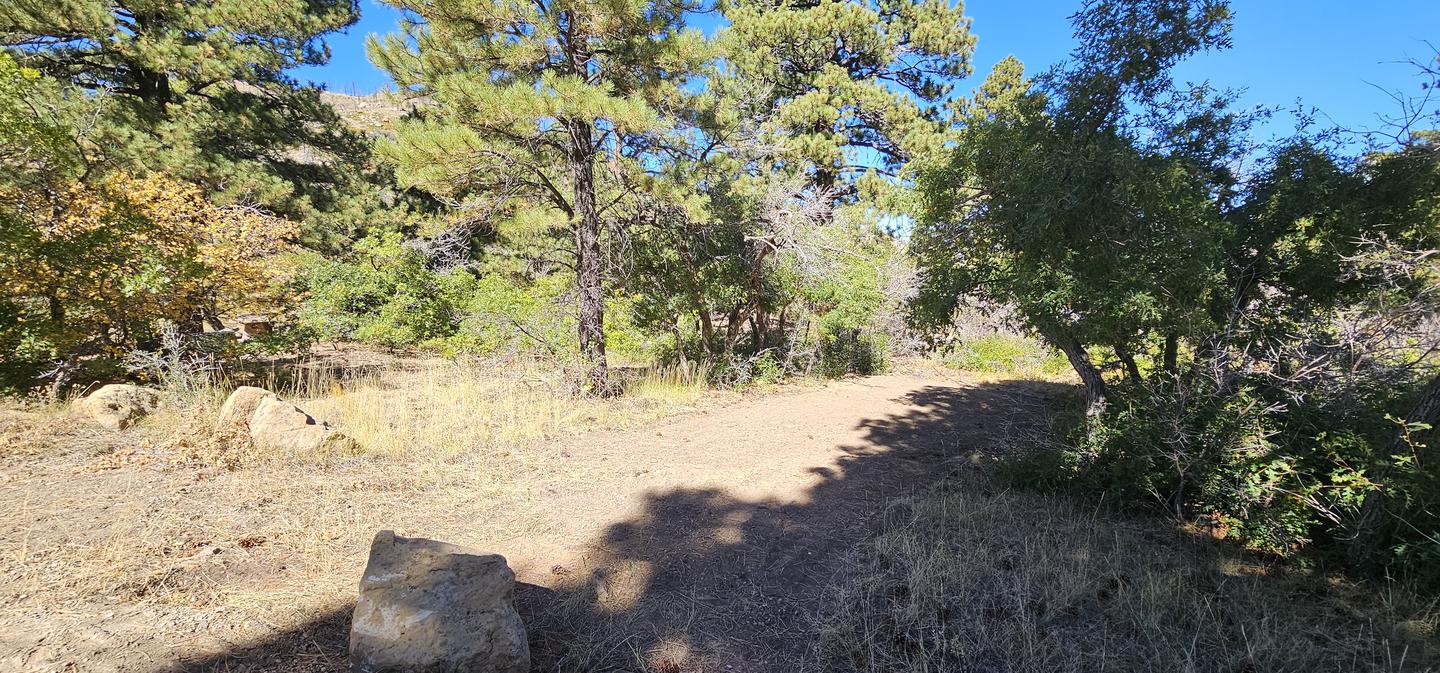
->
(1, 172), (297, 358)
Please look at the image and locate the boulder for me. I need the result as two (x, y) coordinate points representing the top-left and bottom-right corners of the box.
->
(247, 397), (355, 455)
(77, 384), (159, 430)
(350, 531), (530, 673)
(216, 386), (277, 430)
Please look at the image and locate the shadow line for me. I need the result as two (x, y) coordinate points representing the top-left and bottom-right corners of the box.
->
(159, 379), (1075, 673)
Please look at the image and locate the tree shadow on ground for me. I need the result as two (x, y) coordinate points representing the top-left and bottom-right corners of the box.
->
(158, 378), (1076, 673)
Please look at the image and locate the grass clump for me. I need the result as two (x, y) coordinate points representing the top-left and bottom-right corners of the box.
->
(289, 358), (714, 460)
(817, 485), (1438, 673)
(939, 334), (1071, 378)
(107, 350), (719, 466)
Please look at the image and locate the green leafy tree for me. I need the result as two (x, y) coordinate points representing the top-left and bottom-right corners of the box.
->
(368, 0), (710, 393)
(914, 0), (1238, 412)
(917, 4), (1440, 579)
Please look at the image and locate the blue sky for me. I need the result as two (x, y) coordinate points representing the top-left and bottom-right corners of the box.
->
(296, 0), (1440, 142)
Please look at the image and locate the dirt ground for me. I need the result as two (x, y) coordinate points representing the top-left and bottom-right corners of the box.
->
(0, 373), (1068, 672)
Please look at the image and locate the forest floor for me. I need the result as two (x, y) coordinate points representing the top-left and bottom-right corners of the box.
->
(0, 365), (1433, 672)
(0, 366), (1062, 673)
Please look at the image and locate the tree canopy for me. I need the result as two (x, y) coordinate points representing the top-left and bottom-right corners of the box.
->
(368, 0), (711, 392)
(720, 0), (975, 205)
(0, 0), (400, 247)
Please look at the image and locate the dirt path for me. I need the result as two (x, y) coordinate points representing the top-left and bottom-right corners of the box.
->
(510, 374), (1060, 670)
(0, 373), (1068, 672)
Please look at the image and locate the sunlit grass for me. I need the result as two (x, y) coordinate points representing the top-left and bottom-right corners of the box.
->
(276, 358), (717, 460)
(940, 334), (1071, 379)
(2, 356), (727, 626)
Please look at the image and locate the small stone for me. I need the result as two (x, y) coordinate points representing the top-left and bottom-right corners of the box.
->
(350, 531), (530, 673)
(77, 384), (159, 430)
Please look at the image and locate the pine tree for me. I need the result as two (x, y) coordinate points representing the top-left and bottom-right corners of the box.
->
(368, 0), (709, 394)
(0, 0), (386, 247)
(720, 0), (975, 201)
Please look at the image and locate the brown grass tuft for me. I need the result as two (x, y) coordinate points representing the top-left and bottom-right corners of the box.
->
(816, 485), (1440, 673)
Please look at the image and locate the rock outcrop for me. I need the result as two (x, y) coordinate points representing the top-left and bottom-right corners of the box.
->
(77, 384), (159, 430)
(350, 531), (530, 673)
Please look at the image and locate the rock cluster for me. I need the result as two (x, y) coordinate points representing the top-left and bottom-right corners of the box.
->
(76, 384), (354, 457)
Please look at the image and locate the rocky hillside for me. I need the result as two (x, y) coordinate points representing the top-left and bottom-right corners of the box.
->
(321, 91), (411, 135)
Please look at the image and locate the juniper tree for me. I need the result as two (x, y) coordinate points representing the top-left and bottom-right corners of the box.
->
(369, 0), (709, 394)
(720, 0), (976, 203)
(0, 0), (392, 247)
(912, 0), (1239, 413)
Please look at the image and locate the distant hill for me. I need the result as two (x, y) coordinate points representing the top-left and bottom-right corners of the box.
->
(321, 91), (411, 136)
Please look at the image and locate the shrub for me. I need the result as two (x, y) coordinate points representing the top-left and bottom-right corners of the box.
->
(1007, 370), (1440, 583)
(818, 319), (888, 378)
(448, 271), (572, 356)
(294, 234), (465, 349)
(294, 235), (656, 361)
(940, 333), (1070, 377)
(1, 171), (297, 389)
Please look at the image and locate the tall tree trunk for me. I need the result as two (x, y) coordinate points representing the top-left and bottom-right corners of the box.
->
(724, 306), (743, 353)
(1115, 343), (1142, 382)
(1348, 371), (1440, 569)
(566, 118), (611, 395)
(695, 303), (715, 355)
(1162, 334), (1178, 375)
(1043, 327), (1108, 415)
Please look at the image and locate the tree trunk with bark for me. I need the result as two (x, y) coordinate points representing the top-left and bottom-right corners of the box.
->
(1115, 343), (1143, 382)
(1162, 334), (1178, 375)
(695, 303), (715, 355)
(1043, 327), (1108, 415)
(566, 118), (611, 395)
(1348, 371), (1440, 569)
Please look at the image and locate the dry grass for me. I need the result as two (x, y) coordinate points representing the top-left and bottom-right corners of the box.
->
(5, 361), (1436, 672)
(287, 358), (713, 460)
(128, 355), (719, 466)
(0, 356), (727, 668)
(816, 484), (1440, 672)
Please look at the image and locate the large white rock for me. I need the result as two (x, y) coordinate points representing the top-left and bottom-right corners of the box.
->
(77, 384), (159, 430)
(247, 397), (354, 455)
(216, 386), (277, 430)
(350, 531), (530, 673)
